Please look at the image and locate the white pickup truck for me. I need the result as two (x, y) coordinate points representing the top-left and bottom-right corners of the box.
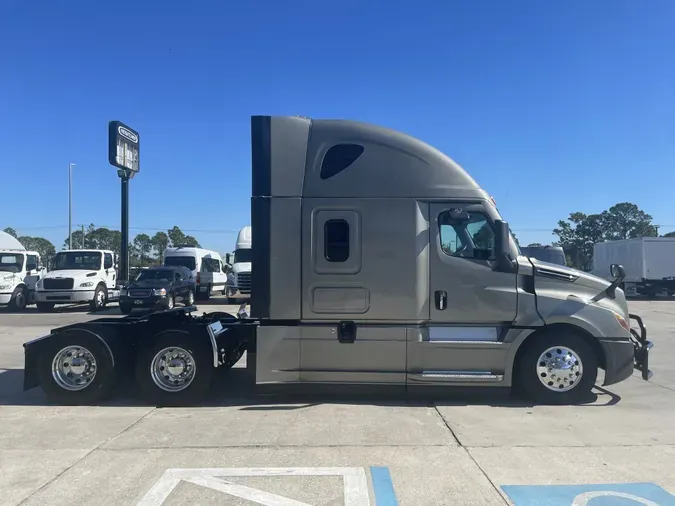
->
(0, 249), (46, 310)
(33, 249), (120, 312)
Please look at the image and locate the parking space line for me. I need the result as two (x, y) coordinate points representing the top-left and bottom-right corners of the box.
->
(370, 467), (398, 506)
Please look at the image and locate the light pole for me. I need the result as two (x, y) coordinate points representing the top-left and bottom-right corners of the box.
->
(68, 163), (75, 249)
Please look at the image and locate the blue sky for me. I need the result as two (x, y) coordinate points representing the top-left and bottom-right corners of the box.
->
(1, 0), (674, 253)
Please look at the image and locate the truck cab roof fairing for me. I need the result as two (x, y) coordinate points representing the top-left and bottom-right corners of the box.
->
(250, 115), (489, 200)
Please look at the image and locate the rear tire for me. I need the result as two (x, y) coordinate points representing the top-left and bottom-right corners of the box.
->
(36, 302), (55, 313)
(37, 330), (115, 404)
(9, 286), (28, 311)
(516, 330), (598, 405)
(185, 290), (195, 307)
(135, 330), (214, 406)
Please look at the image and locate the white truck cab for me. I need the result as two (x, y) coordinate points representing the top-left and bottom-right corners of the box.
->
(34, 249), (119, 312)
(226, 226), (251, 304)
(0, 249), (46, 310)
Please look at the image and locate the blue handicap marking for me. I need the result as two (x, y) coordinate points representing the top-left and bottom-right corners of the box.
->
(502, 483), (675, 506)
(370, 466), (399, 506)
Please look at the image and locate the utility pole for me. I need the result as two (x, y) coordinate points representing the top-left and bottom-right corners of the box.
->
(68, 163), (75, 249)
(81, 224), (85, 248)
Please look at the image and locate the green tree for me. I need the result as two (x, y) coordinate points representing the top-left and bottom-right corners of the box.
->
(3, 227), (18, 238)
(151, 231), (169, 261)
(63, 225), (122, 255)
(183, 234), (200, 247)
(663, 231), (675, 238)
(18, 236), (56, 267)
(132, 233), (153, 266)
(600, 202), (657, 240)
(167, 226), (187, 246)
(527, 243), (543, 248)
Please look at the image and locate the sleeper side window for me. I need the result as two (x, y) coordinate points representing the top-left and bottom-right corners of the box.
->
(439, 210), (495, 261)
(320, 144), (364, 180)
(324, 219), (350, 262)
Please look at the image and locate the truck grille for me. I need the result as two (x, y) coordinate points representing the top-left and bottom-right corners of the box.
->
(128, 289), (152, 298)
(237, 272), (251, 293)
(43, 278), (74, 290)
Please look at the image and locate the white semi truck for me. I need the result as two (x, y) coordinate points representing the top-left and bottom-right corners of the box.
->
(33, 249), (120, 312)
(591, 237), (675, 297)
(21, 115), (653, 407)
(226, 225), (252, 304)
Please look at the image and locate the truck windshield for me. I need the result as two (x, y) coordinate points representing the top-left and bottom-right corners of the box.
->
(234, 248), (252, 263)
(136, 269), (173, 282)
(53, 252), (102, 270)
(164, 256), (196, 270)
(0, 253), (24, 272)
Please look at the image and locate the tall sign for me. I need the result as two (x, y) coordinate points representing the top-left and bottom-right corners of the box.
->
(108, 121), (140, 284)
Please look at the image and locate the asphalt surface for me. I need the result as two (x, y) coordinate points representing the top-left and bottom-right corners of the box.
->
(1, 297), (674, 505)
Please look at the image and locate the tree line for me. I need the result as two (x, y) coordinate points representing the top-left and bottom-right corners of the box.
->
(4, 201), (673, 271)
(2, 225), (201, 268)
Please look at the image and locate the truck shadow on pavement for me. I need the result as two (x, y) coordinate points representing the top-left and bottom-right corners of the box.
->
(0, 367), (621, 409)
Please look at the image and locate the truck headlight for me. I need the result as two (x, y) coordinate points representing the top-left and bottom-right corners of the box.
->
(152, 288), (167, 296)
(614, 312), (631, 333)
(80, 281), (94, 288)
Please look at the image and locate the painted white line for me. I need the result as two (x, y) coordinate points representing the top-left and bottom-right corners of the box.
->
(573, 491), (659, 506)
(136, 467), (371, 506)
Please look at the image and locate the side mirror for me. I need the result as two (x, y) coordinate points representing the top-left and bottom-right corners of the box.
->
(606, 263), (626, 298)
(225, 253), (231, 264)
(494, 220), (515, 273)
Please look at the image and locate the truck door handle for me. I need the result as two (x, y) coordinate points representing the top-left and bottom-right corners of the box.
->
(435, 290), (447, 310)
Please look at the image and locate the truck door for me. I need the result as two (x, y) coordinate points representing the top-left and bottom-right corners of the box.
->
(24, 254), (41, 290)
(103, 253), (116, 287)
(407, 202), (519, 386)
(429, 202), (518, 324)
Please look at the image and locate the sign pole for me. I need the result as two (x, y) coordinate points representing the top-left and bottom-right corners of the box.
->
(120, 172), (130, 283)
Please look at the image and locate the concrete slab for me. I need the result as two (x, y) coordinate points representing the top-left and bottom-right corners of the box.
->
(0, 405), (154, 450)
(103, 403), (456, 449)
(435, 377), (675, 447)
(20, 446), (504, 506)
(469, 445), (675, 503)
(0, 448), (91, 505)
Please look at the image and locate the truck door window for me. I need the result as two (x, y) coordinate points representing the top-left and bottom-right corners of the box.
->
(324, 219), (350, 262)
(439, 211), (495, 261)
(104, 254), (113, 269)
(26, 255), (38, 271)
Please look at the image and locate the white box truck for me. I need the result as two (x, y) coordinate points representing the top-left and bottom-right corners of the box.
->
(0, 249), (46, 310)
(225, 226), (251, 304)
(591, 237), (675, 296)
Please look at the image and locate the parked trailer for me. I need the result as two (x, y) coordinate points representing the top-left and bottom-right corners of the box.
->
(22, 115), (653, 406)
(591, 237), (675, 297)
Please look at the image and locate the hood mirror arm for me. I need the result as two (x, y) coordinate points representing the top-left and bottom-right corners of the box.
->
(605, 263), (626, 299)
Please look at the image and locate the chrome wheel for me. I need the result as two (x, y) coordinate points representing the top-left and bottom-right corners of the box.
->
(536, 346), (583, 392)
(95, 289), (105, 308)
(167, 295), (174, 309)
(187, 291), (194, 306)
(51, 346), (97, 391)
(14, 289), (27, 310)
(150, 347), (196, 392)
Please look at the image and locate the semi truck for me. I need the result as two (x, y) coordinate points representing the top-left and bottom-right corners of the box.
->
(225, 225), (252, 303)
(591, 237), (675, 297)
(33, 249), (120, 312)
(21, 115), (653, 406)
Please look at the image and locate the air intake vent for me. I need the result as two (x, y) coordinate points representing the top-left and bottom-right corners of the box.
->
(536, 267), (578, 282)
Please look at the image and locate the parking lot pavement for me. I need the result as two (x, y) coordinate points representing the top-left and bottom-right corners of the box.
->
(1, 300), (675, 505)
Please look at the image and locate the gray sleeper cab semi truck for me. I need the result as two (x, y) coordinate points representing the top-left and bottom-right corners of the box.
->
(21, 115), (652, 406)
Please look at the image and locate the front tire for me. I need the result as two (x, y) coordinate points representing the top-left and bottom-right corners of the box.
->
(185, 290), (195, 307)
(135, 330), (214, 406)
(516, 331), (598, 405)
(36, 330), (115, 404)
(9, 286), (28, 311)
(90, 285), (107, 312)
